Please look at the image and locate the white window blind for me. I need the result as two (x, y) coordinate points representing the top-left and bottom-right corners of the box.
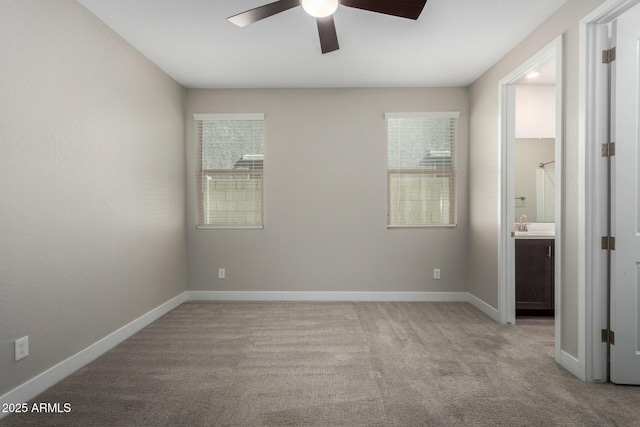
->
(194, 113), (264, 228)
(386, 112), (459, 227)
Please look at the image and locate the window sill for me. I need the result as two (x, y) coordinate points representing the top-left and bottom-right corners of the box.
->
(387, 224), (457, 229)
(196, 225), (264, 230)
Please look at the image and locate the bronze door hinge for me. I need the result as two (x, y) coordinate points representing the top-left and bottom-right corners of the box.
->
(602, 236), (616, 251)
(603, 47), (616, 64)
(602, 329), (615, 345)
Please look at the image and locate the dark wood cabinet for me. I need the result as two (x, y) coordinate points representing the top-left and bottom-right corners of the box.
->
(516, 239), (554, 314)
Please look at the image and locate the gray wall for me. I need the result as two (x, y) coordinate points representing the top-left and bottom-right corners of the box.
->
(468, 0), (605, 357)
(0, 0), (187, 396)
(186, 89), (469, 294)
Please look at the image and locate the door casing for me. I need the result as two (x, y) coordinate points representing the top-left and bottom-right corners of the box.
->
(498, 36), (564, 363)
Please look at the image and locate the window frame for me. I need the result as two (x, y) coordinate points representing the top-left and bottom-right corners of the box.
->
(385, 111), (460, 228)
(194, 113), (265, 230)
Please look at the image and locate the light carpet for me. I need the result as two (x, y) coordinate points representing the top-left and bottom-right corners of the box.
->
(2, 302), (639, 426)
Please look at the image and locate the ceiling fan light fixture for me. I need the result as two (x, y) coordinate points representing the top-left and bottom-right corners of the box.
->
(301, 0), (339, 18)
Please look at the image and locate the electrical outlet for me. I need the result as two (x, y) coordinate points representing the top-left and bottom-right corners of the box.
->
(218, 268), (225, 279)
(433, 269), (441, 280)
(15, 336), (29, 362)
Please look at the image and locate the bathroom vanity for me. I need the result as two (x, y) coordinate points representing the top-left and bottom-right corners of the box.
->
(514, 224), (555, 315)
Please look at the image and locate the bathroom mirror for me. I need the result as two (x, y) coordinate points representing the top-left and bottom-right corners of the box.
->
(515, 138), (555, 222)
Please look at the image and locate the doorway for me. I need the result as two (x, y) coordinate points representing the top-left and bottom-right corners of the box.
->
(498, 37), (564, 363)
(513, 61), (557, 352)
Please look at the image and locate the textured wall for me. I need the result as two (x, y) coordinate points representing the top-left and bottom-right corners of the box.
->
(0, 1), (186, 396)
(468, 0), (605, 357)
(186, 88), (469, 294)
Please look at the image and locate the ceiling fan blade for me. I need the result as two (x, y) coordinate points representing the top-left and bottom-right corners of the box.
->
(317, 16), (339, 54)
(228, 0), (301, 27)
(340, 0), (427, 20)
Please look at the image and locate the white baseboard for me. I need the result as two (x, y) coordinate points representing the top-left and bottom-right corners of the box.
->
(467, 293), (500, 322)
(559, 350), (585, 381)
(186, 291), (470, 302)
(0, 293), (186, 418)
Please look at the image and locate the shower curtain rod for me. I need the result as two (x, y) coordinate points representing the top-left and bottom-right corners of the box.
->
(539, 160), (555, 168)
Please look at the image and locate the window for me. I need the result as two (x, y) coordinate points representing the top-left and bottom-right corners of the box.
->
(194, 113), (264, 228)
(386, 112), (459, 227)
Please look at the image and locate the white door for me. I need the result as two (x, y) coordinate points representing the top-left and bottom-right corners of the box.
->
(611, 1), (640, 385)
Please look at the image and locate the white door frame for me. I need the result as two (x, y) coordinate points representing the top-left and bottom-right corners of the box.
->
(498, 36), (564, 360)
(579, 0), (640, 383)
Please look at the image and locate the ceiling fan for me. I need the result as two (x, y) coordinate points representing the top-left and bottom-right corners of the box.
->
(228, 0), (428, 54)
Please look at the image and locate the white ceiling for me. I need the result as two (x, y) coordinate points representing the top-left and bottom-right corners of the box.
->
(77, 0), (568, 88)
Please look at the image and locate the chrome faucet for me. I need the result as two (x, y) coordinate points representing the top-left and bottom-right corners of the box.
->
(516, 214), (528, 232)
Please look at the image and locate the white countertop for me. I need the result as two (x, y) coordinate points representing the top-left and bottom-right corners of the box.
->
(514, 231), (555, 239)
(514, 223), (555, 239)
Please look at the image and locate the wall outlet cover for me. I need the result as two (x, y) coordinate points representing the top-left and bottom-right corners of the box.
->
(15, 336), (29, 361)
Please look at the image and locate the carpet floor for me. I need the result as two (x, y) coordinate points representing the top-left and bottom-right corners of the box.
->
(2, 302), (639, 426)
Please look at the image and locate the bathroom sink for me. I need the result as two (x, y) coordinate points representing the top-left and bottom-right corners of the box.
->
(514, 223), (555, 239)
